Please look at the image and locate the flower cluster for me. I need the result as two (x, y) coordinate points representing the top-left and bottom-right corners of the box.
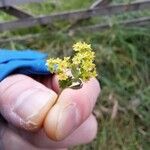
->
(46, 42), (97, 89)
(72, 42), (97, 81)
(46, 57), (71, 80)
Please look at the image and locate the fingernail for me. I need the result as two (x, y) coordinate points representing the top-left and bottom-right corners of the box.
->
(13, 88), (57, 129)
(56, 103), (80, 140)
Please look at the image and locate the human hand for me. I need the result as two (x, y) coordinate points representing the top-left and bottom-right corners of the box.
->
(0, 74), (100, 150)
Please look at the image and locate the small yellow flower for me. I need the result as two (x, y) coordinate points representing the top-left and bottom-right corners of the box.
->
(46, 42), (97, 89)
(58, 72), (68, 80)
(73, 42), (92, 52)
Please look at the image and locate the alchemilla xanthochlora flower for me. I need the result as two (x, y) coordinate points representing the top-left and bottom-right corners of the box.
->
(46, 42), (97, 89)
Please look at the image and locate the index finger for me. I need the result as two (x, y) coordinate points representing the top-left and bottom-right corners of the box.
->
(44, 77), (100, 141)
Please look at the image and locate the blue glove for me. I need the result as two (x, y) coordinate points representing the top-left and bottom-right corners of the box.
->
(0, 49), (50, 81)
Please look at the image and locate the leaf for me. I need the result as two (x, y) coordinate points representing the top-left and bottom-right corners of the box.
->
(59, 77), (72, 89)
(71, 65), (80, 79)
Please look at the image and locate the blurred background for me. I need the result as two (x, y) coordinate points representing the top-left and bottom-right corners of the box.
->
(0, 0), (150, 149)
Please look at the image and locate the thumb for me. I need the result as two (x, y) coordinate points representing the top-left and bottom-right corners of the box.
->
(0, 74), (57, 131)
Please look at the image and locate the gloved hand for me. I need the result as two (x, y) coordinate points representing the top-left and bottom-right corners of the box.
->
(0, 49), (50, 81)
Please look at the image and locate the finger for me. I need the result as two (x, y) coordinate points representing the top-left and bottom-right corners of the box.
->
(51, 75), (60, 93)
(0, 74), (57, 131)
(0, 123), (66, 150)
(16, 115), (97, 149)
(36, 74), (59, 93)
(44, 78), (100, 140)
(0, 122), (38, 150)
(33, 75), (53, 90)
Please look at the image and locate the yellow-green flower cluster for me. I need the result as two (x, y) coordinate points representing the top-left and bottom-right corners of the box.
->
(72, 42), (97, 81)
(46, 42), (97, 88)
(73, 42), (92, 52)
(46, 57), (70, 80)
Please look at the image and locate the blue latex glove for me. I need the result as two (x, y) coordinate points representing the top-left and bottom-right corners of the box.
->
(0, 49), (50, 81)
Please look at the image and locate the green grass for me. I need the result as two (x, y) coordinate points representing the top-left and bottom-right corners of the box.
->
(0, 0), (150, 149)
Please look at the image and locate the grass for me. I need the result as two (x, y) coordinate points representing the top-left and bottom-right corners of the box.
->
(0, 0), (150, 149)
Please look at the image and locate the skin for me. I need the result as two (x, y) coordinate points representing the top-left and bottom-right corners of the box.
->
(0, 74), (100, 150)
